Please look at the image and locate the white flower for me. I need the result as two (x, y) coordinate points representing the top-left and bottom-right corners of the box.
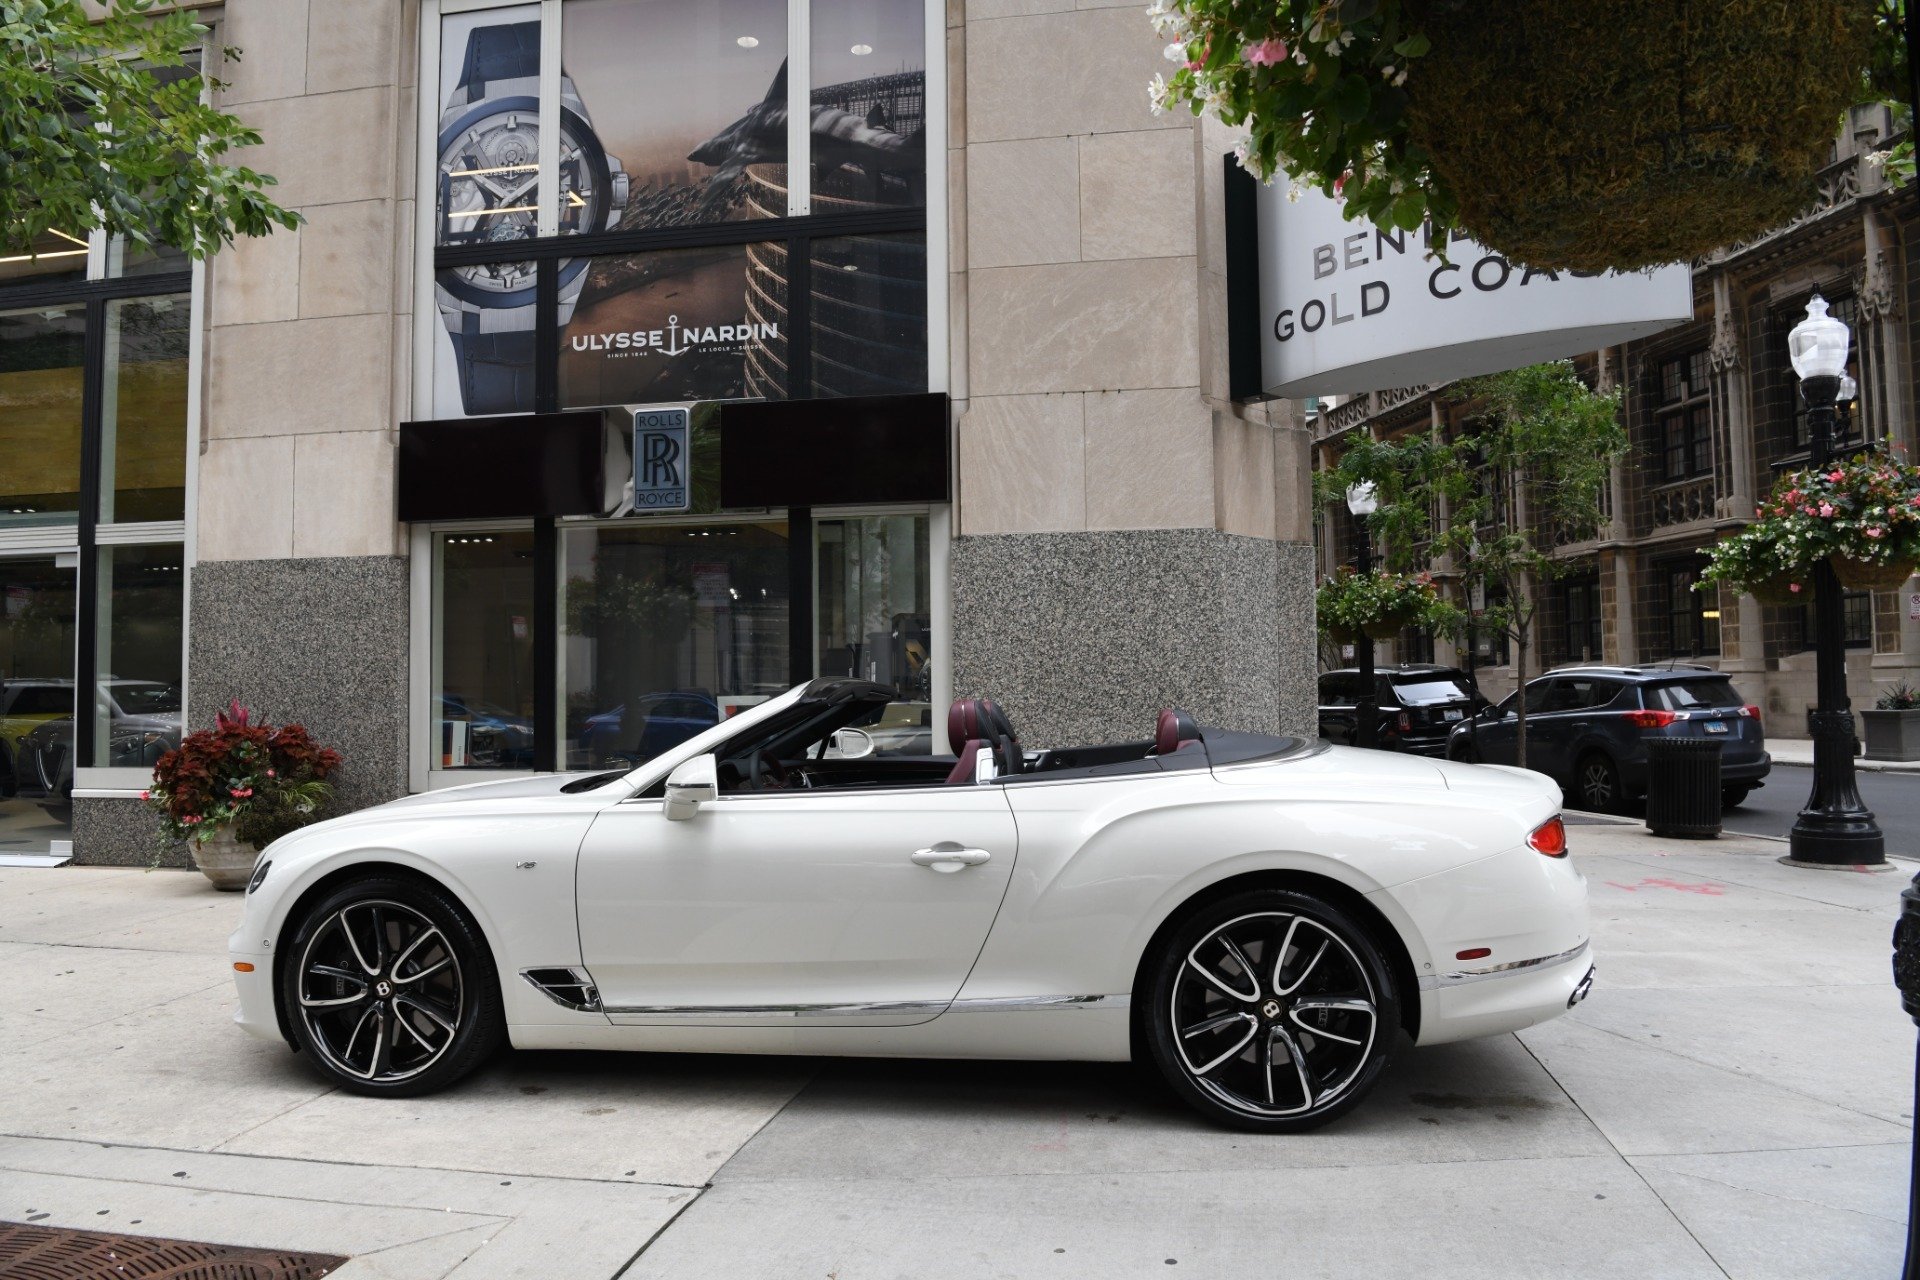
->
(1392, 68), (1408, 86)
(1287, 182), (1302, 203)
(1147, 72), (1170, 115)
(1164, 41), (1187, 63)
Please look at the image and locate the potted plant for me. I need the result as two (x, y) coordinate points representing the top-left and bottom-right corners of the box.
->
(1696, 525), (1812, 606)
(1316, 568), (1443, 643)
(145, 701), (341, 889)
(1702, 453), (1920, 600)
(1864, 684), (1920, 763)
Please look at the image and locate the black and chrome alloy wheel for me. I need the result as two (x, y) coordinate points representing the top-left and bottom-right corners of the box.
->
(281, 876), (503, 1096)
(1576, 753), (1620, 813)
(1146, 890), (1397, 1132)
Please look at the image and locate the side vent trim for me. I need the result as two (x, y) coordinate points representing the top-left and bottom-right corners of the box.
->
(521, 967), (603, 1012)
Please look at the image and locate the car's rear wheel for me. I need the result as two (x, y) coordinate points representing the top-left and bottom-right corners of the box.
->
(1574, 752), (1622, 813)
(1447, 739), (1480, 763)
(280, 875), (504, 1097)
(1143, 889), (1399, 1133)
(1722, 785), (1755, 809)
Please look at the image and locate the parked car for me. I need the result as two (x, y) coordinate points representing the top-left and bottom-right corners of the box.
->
(436, 694), (535, 768)
(1446, 664), (1770, 812)
(0, 678), (76, 798)
(575, 691), (721, 766)
(1318, 665), (1488, 756)
(232, 679), (1591, 1133)
(16, 680), (183, 808)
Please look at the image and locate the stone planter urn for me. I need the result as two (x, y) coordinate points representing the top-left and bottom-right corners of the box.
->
(1862, 709), (1920, 763)
(191, 827), (256, 891)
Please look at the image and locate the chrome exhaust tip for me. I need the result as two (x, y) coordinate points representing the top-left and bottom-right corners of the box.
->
(1568, 964), (1596, 1008)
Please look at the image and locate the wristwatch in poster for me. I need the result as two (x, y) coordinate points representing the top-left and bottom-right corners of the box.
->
(434, 20), (629, 414)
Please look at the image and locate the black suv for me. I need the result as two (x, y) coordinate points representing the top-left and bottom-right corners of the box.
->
(1445, 664), (1771, 812)
(1318, 665), (1488, 756)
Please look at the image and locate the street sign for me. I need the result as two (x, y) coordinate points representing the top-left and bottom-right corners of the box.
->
(1908, 591), (1920, 622)
(633, 407), (690, 512)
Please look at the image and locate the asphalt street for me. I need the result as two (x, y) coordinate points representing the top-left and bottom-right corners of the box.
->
(1724, 764), (1920, 858)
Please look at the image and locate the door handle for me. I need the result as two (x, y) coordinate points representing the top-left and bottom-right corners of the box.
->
(910, 846), (992, 872)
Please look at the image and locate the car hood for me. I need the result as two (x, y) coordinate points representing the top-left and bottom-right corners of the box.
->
(375, 772), (622, 810)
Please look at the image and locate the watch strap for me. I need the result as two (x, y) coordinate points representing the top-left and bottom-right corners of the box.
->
(450, 321), (536, 416)
(457, 21), (540, 98)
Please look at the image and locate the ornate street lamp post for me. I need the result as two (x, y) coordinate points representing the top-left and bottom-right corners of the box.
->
(1784, 295), (1885, 868)
(1347, 482), (1379, 750)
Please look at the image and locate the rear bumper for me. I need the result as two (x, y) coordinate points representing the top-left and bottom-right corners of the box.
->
(1418, 945), (1595, 1045)
(1621, 749), (1770, 794)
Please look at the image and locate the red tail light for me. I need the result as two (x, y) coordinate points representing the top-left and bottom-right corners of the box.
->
(1528, 816), (1568, 857)
(1742, 704), (1762, 725)
(1396, 711), (1412, 732)
(1623, 709), (1678, 729)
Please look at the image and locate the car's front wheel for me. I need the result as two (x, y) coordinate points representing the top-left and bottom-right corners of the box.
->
(280, 875), (504, 1096)
(1722, 785), (1755, 810)
(1143, 889), (1399, 1132)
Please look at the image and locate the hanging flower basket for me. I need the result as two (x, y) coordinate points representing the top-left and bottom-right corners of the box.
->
(1317, 569), (1440, 646)
(1403, 0), (1873, 271)
(1747, 572), (1811, 608)
(1830, 555), (1918, 592)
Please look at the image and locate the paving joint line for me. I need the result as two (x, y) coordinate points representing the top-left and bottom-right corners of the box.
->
(1633, 1161), (1910, 1226)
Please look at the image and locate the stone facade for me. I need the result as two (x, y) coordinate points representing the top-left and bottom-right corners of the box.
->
(1315, 105), (1919, 725)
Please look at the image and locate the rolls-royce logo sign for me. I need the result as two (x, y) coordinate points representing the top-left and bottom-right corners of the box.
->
(1244, 174), (1692, 398)
(570, 313), (778, 359)
(633, 408), (690, 512)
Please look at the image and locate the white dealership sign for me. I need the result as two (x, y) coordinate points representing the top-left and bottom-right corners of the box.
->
(1254, 183), (1692, 398)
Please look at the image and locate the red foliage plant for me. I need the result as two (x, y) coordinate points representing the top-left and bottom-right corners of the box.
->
(147, 700), (340, 848)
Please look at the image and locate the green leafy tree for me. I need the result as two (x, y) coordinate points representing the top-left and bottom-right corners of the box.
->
(1320, 362), (1625, 763)
(1, 0), (299, 262)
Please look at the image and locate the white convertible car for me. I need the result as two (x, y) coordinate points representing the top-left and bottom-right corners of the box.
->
(230, 678), (1592, 1131)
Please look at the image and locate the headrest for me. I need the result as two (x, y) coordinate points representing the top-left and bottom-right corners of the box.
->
(948, 698), (984, 746)
(1155, 708), (1201, 755)
(978, 698), (1019, 745)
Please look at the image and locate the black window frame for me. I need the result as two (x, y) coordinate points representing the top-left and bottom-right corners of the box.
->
(1561, 572), (1602, 664)
(1654, 349), (1713, 482)
(1664, 562), (1721, 658)
(1796, 591), (1873, 651)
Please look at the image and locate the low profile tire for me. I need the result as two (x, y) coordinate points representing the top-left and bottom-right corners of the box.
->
(1447, 740), (1480, 763)
(1574, 752), (1622, 813)
(280, 875), (504, 1097)
(1722, 785), (1755, 810)
(1143, 889), (1400, 1133)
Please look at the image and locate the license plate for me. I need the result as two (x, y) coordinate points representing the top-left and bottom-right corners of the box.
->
(1444, 709), (1463, 721)
(1703, 720), (1729, 734)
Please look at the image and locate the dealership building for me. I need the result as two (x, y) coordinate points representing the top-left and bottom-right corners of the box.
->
(0, 0), (1318, 863)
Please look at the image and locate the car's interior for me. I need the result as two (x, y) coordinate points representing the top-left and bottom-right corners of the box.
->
(634, 679), (1301, 796)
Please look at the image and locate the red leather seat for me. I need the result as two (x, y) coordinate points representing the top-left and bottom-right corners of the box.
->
(945, 698), (990, 784)
(1155, 708), (1202, 755)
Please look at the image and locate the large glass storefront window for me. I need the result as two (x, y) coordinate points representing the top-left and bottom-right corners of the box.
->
(0, 306), (87, 529)
(563, 521), (790, 769)
(816, 515), (931, 753)
(435, 530), (538, 769)
(101, 294), (191, 523)
(91, 544), (183, 768)
(0, 558), (77, 853)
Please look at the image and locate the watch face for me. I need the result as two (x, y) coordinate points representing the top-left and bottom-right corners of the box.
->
(557, 108), (614, 235)
(438, 96), (542, 250)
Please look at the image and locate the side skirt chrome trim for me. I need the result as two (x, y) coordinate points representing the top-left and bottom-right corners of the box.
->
(520, 967), (603, 1012)
(599, 993), (1132, 1022)
(1419, 941), (1591, 991)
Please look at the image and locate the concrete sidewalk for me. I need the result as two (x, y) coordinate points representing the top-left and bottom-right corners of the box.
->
(2, 840), (1911, 1278)
(1766, 736), (1920, 773)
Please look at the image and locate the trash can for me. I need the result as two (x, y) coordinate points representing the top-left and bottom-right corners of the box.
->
(1644, 738), (1723, 838)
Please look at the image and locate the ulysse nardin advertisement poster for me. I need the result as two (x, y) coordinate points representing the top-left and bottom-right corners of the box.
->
(1254, 182), (1693, 399)
(431, 0), (929, 416)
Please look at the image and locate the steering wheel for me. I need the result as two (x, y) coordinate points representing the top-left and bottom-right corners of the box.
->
(749, 750), (789, 791)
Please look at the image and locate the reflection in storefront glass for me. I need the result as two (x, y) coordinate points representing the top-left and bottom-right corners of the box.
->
(816, 515), (932, 755)
(101, 295), (190, 524)
(559, 244), (785, 406)
(809, 232), (927, 397)
(561, 0), (789, 231)
(0, 557), (76, 852)
(90, 545), (183, 769)
(0, 229), (89, 286)
(0, 306), (86, 528)
(563, 522), (789, 769)
(811, 0), (926, 210)
(435, 530), (538, 770)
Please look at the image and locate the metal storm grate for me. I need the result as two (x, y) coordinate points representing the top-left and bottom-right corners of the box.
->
(0, 1221), (349, 1279)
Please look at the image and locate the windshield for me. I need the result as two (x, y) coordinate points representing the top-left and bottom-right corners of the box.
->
(1648, 679), (1743, 711)
(108, 683), (180, 715)
(1391, 676), (1476, 705)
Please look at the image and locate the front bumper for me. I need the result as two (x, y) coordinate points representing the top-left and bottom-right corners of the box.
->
(228, 921), (283, 1044)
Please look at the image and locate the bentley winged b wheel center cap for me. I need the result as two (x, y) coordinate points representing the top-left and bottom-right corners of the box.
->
(1261, 999), (1282, 1019)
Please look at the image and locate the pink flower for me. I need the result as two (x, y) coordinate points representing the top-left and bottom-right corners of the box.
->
(1828, 470), (1845, 482)
(1243, 36), (1289, 66)
(1790, 583), (1803, 593)
(1867, 527), (1886, 539)
(1332, 170), (1352, 196)
(1818, 503), (1835, 517)
(266, 769), (276, 778)
(139, 790), (150, 801)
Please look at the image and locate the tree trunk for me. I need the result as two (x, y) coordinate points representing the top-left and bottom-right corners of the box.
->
(1513, 629), (1530, 768)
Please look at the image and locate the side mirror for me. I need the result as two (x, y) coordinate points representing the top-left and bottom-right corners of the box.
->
(827, 726), (876, 760)
(663, 753), (718, 821)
